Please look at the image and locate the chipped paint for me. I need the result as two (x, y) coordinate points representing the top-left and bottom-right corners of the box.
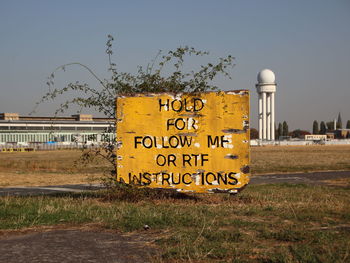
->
(116, 91), (250, 193)
(222, 128), (245, 134)
(225, 154), (239, 160)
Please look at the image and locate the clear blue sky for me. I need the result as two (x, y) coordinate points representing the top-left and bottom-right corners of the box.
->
(1, 0), (349, 130)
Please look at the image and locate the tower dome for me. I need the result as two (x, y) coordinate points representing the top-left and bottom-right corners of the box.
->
(257, 69), (275, 84)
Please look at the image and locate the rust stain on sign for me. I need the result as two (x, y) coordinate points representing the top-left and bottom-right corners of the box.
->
(116, 91), (250, 194)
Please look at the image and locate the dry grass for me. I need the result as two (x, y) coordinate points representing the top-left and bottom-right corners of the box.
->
(0, 150), (110, 173)
(251, 145), (350, 174)
(0, 172), (98, 187)
(0, 150), (109, 187)
(0, 145), (350, 187)
(321, 177), (350, 188)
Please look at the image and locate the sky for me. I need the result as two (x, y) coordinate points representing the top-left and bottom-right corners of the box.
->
(0, 0), (349, 131)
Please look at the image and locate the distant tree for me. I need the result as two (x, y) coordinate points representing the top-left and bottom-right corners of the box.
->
(290, 129), (310, 138)
(346, 120), (350, 129)
(337, 112), (342, 129)
(312, 120), (319, 134)
(320, 121), (327, 134)
(326, 121), (334, 131)
(276, 122), (282, 139)
(250, 128), (259, 139)
(275, 125), (278, 139)
(282, 121), (289, 137)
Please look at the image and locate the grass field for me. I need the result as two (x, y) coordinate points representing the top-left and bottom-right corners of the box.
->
(0, 150), (109, 187)
(251, 145), (350, 174)
(1, 146), (350, 262)
(1, 145), (350, 187)
(0, 184), (349, 262)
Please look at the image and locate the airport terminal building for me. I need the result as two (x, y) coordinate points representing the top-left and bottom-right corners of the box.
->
(0, 113), (114, 147)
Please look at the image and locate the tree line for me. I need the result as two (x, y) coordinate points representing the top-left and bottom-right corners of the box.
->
(250, 112), (350, 140)
(312, 113), (350, 134)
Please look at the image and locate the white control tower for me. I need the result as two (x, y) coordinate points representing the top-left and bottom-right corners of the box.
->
(256, 69), (276, 141)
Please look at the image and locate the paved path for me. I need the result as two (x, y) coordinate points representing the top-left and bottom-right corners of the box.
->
(0, 184), (104, 196)
(250, 170), (350, 186)
(0, 228), (156, 263)
(1, 171), (349, 196)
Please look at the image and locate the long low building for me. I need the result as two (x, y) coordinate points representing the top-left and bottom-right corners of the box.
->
(0, 113), (115, 145)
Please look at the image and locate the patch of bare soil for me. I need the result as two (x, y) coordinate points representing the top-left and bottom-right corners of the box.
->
(0, 225), (160, 263)
(321, 177), (350, 188)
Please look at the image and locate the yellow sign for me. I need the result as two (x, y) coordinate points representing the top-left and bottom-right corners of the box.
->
(116, 91), (250, 193)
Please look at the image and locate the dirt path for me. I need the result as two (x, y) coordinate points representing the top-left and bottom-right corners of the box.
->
(0, 226), (157, 263)
(250, 170), (350, 187)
